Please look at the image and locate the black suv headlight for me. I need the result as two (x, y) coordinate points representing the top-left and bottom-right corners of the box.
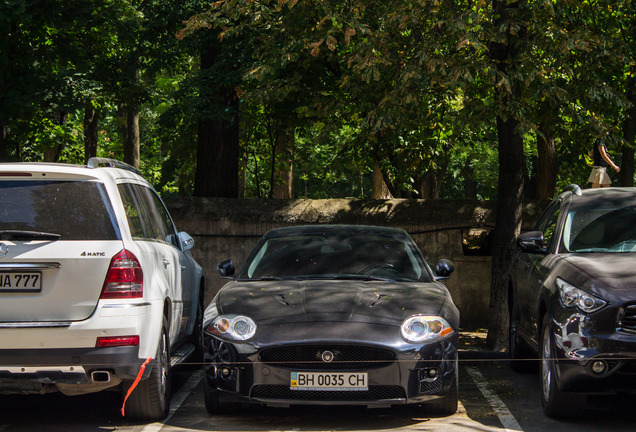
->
(556, 278), (607, 313)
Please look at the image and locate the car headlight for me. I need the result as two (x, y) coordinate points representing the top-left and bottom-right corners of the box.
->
(400, 315), (454, 343)
(556, 278), (607, 313)
(207, 315), (257, 341)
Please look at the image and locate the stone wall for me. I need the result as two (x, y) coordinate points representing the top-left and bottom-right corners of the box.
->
(164, 198), (544, 331)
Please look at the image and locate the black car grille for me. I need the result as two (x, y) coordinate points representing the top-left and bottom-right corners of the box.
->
(258, 345), (397, 370)
(251, 385), (406, 401)
(618, 360), (636, 374)
(620, 305), (636, 332)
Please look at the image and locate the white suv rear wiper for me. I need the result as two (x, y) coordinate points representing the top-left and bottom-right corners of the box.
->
(0, 230), (61, 241)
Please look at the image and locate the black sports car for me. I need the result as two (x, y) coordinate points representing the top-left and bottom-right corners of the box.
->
(510, 186), (636, 418)
(202, 225), (459, 415)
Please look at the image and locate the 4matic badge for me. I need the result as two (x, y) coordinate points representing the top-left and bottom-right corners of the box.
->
(81, 251), (106, 257)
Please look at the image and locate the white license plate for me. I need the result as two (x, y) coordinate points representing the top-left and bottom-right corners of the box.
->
(290, 372), (368, 391)
(0, 272), (41, 292)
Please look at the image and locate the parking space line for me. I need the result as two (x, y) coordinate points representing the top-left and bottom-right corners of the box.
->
(465, 366), (523, 432)
(141, 369), (204, 432)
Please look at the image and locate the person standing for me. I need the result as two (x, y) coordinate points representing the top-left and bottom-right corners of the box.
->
(588, 137), (620, 188)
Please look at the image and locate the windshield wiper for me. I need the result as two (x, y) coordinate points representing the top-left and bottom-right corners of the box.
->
(0, 230), (61, 241)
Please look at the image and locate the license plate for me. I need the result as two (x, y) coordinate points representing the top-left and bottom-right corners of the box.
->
(290, 372), (368, 391)
(0, 272), (41, 292)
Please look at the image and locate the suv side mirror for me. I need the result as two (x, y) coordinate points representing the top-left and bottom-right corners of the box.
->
(518, 231), (547, 254)
(217, 259), (235, 278)
(435, 259), (455, 280)
(178, 232), (195, 251)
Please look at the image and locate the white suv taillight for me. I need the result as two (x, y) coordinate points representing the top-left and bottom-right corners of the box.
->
(100, 249), (143, 299)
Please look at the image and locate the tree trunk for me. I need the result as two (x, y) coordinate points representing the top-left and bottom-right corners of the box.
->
(43, 111), (67, 162)
(371, 164), (393, 199)
(123, 104), (140, 170)
(487, 0), (526, 351)
(464, 158), (477, 199)
(419, 159), (449, 200)
(0, 123), (7, 161)
(194, 87), (239, 197)
(117, 103), (128, 149)
(239, 154), (247, 199)
(193, 39), (239, 198)
(621, 76), (636, 187)
(122, 69), (140, 170)
(84, 107), (99, 162)
(271, 125), (295, 199)
(488, 116), (524, 351)
(535, 124), (557, 199)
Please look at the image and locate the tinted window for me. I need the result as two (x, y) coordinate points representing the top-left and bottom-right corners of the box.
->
(119, 183), (149, 239)
(535, 201), (561, 252)
(542, 208), (561, 251)
(148, 192), (179, 248)
(118, 183), (176, 244)
(0, 180), (120, 240)
(240, 233), (430, 282)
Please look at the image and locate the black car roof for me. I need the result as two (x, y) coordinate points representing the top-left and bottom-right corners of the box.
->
(262, 224), (410, 239)
(566, 187), (636, 209)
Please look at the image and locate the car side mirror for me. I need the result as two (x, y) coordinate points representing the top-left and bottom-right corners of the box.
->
(435, 259), (455, 280)
(178, 232), (195, 252)
(518, 231), (548, 254)
(217, 259), (235, 278)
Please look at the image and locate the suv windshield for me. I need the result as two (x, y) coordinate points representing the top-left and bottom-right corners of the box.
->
(0, 180), (120, 240)
(239, 233), (431, 282)
(564, 205), (636, 253)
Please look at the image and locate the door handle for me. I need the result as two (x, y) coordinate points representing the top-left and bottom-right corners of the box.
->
(181, 265), (186, 272)
(162, 259), (170, 269)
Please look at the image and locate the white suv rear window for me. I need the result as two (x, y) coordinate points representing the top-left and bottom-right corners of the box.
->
(0, 180), (121, 240)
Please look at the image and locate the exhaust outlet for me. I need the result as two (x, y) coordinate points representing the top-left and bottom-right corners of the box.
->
(91, 371), (111, 383)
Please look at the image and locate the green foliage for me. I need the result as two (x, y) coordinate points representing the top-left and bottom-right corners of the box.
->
(2, 0), (636, 198)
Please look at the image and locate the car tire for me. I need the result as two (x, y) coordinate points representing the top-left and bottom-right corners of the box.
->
(540, 315), (585, 418)
(425, 360), (458, 416)
(509, 299), (535, 373)
(123, 317), (171, 421)
(203, 374), (235, 415)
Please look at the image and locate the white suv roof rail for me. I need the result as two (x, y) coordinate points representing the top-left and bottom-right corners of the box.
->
(87, 158), (141, 176)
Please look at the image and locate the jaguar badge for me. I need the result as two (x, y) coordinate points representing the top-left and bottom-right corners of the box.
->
(321, 350), (334, 363)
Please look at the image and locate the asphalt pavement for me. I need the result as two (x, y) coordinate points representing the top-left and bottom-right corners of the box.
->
(0, 331), (634, 432)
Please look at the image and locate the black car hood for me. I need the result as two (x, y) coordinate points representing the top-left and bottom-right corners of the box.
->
(215, 279), (450, 326)
(563, 253), (636, 290)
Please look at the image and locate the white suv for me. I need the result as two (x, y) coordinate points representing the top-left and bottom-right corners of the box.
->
(0, 158), (203, 420)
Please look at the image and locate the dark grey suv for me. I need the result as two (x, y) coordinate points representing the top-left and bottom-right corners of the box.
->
(510, 185), (636, 418)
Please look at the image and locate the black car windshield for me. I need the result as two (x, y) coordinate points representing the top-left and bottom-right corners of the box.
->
(238, 233), (432, 282)
(563, 205), (636, 253)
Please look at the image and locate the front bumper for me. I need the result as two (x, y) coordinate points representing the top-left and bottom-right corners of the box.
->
(550, 310), (636, 394)
(204, 328), (458, 407)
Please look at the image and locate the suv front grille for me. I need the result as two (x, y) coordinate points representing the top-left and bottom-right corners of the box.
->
(619, 305), (636, 332)
(258, 345), (397, 370)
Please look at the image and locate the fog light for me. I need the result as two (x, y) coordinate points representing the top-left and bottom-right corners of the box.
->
(218, 367), (232, 378)
(426, 368), (440, 379)
(591, 360), (607, 374)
